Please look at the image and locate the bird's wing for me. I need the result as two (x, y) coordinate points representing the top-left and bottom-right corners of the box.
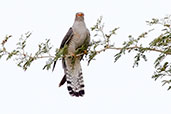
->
(60, 27), (74, 48)
(52, 27), (73, 71)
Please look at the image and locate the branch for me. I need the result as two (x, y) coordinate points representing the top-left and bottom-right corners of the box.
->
(96, 46), (171, 55)
(0, 15), (171, 90)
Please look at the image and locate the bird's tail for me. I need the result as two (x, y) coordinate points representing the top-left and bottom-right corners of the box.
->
(65, 58), (85, 97)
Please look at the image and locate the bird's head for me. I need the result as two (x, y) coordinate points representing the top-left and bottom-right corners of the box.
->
(75, 12), (84, 21)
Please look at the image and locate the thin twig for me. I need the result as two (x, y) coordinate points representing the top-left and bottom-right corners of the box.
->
(37, 55), (55, 59)
(96, 46), (171, 55)
(38, 46), (171, 59)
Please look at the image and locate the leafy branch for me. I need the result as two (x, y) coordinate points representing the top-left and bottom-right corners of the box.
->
(0, 32), (54, 70)
(89, 15), (171, 90)
(0, 15), (170, 90)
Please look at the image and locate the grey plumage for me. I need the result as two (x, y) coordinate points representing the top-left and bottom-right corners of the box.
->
(53, 12), (90, 97)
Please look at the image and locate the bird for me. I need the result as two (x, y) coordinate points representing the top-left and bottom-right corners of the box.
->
(52, 12), (90, 97)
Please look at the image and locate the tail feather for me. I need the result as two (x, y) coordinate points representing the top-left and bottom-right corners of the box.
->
(59, 75), (66, 87)
(66, 71), (85, 97)
(52, 60), (57, 71)
(63, 57), (85, 97)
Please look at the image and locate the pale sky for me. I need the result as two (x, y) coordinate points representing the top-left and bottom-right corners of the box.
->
(0, 0), (171, 114)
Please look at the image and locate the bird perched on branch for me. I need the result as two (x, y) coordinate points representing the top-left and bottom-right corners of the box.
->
(52, 12), (90, 97)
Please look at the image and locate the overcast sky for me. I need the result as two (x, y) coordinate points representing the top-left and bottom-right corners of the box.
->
(0, 0), (171, 114)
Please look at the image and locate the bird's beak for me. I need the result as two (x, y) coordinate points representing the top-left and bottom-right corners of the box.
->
(76, 13), (84, 17)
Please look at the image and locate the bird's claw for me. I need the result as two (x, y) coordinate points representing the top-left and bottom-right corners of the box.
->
(83, 50), (88, 54)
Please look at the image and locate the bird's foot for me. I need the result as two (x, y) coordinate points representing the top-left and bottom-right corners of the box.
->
(83, 50), (88, 54)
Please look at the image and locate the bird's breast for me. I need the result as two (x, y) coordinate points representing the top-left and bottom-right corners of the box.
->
(72, 28), (87, 48)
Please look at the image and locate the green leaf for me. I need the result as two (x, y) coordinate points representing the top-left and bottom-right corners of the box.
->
(168, 86), (171, 90)
(88, 51), (97, 65)
(43, 58), (53, 70)
(6, 50), (19, 60)
(23, 56), (35, 71)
